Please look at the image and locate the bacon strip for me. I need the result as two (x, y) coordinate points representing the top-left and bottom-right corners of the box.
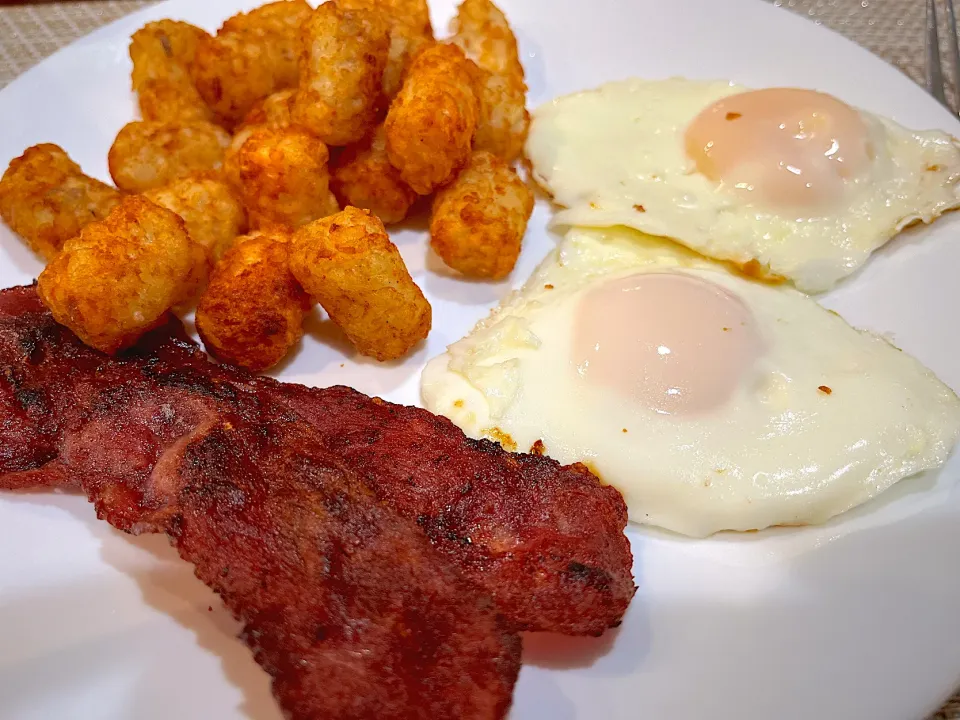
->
(0, 284), (635, 637)
(1, 285), (520, 719)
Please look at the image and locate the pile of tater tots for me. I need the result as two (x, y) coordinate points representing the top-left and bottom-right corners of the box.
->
(0, 0), (533, 371)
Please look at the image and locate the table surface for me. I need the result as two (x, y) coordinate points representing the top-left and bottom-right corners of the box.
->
(0, 1), (957, 719)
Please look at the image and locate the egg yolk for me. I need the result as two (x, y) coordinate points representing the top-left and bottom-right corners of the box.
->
(684, 88), (872, 211)
(573, 272), (761, 416)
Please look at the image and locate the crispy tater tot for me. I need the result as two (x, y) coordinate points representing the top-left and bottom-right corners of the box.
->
(190, 33), (284, 128)
(384, 43), (479, 195)
(108, 120), (230, 193)
(0, 144), (122, 260)
(290, 207), (431, 361)
(381, 20), (433, 99)
(225, 90), (299, 188)
(293, 2), (390, 146)
(337, 0), (433, 98)
(144, 172), (247, 261)
(241, 88), (297, 129)
(430, 150), (533, 280)
(468, 63), (528, 163)
(195, 228), (312, 371)
(36, 196), (210, 354)
(237, 126), (333, 230)
(450, 0), (529, 161)
(223, 125), (255, 189)
(379, 0), (433, 38)
(450, 0), (523, 77)
(319, 187), (341, 217)
(219, 0), (312, 37)
(190, 2), (310, 128)
(130, 20), (213, 123)
(332, 125), (417, 224)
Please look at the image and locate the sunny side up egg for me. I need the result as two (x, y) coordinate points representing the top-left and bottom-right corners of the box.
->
(525, 79), (960, 293)
(420, 227), (960, 537)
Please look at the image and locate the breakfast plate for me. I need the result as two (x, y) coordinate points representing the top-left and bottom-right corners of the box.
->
(1, 0), (960, 718)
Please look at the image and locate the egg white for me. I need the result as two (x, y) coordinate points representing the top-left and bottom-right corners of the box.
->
(525, 78), (960, 293)
(421, 227), (960, 537)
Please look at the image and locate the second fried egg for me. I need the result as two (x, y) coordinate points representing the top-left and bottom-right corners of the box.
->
(525, 78), (960, 292)
(421, 227), (960, 537)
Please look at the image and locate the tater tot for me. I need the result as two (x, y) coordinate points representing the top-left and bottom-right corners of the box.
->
(130, 20), (213, 123)
(0, 144), (122, 260)
(450, 0), (523, 77)
(224, 90), (299, 189)
(469, 66), (529, 162)
(331, 125), (417, 224)
(337, 0), (433, 98)
(108, 120), (230, 193)
(219, 0), (312, 37)
(319, 188), (341, 218)
(189, 33), (281, 128)
(240, 88), (296, 129)
(37, 196), (210, 354)
(379, 0), (433, 38)
(223, 125), (255, 189)
(195, 228), (312, 371)
(381, 21), (433, 99)
(384, 43), (479, 195)
(293, 2), (390, 146)
(236, 126), (334, 230)
(290, 207), (431, 361)
(450, 0), (529, 161)
(144, 172), (247, 261)
(430, 150), (533, 279)
(190, 2), (309, 128)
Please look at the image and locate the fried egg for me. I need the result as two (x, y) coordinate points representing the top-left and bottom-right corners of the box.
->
(421, 227), (960, 537)
(525, 78), (960, 293)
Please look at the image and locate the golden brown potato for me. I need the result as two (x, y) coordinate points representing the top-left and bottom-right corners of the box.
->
(37, 196), (210, 354)
(290, 206), (431, 361)
(381, 21), (433, 100)
(450, 0), (529, 161)
(293, 2), (390, 146)
(129, 20), (213, 123)
(337, 0), (434, 98)
(108, 120), (230, 193)
(430, 150), (533, 279)
(0, 144), (122, 260)
(225, 90), (299, 189)
(190, 33), (283, 128)
(377, 0), (433, 38)
(468, 63), (528, 163)
(449, 0), (523, 77)
(331, 125), (417, 224)
(240, 88), (297, 129)
(223, 125), (255, 189)
(144, 172), (247, 261)
(236, 125), (334, 230)
(195, 228), (312, 371)
(219, 0), (312, 37)
(318, 187), (341, 217)
(190, 2), (310, 128)
(384, 43), (479, 195)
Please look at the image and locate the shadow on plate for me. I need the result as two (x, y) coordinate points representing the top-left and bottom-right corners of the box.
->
(100, 535), (282, 720)
(0, 228), (44, 280)
(420, 246), (514, 307)
(523, 543), (648, 677)
(0, 492), (280, 720)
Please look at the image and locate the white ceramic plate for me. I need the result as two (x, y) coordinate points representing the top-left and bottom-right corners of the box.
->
(1, 1), (959, 718)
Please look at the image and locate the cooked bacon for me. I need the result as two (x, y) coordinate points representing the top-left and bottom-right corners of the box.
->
(0, 285), (520, 719)
(269, 384), (635, 636)
(0, 284), (635, 637)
